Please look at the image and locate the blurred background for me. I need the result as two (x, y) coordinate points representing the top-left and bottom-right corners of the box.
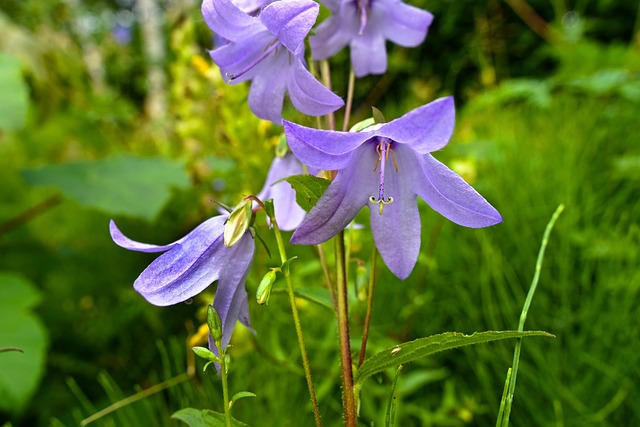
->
(0, 0), (638, 425)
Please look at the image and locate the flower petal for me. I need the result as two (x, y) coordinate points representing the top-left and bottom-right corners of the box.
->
(210, 28), (273, 84)
(309, 4), (356, 60)
(350, 31), (387, 77)
(291, 145), (376, 244)
(378, 0), (433, 47)
(378, 97), (455, 154)
(247, 51), (289, 123)
(109, 218), (219, 253)
(287, 57), (344, 117)
(368, 145), (421, 279)
(284, 121), (372, 170)
(202, 0), (259, 41)
(132, 216), (246, 306)
(260, 0), (318, 53)
(415, 153), (503, 228)
(212, 233), (255, 349)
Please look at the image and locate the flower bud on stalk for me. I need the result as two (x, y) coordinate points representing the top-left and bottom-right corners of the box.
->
(224, 199), (254, 247)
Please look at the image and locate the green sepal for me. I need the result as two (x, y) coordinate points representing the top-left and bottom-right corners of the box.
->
(372, 106), (386, 123)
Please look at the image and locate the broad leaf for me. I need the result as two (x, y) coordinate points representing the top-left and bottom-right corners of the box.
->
(0, 273), (47, 414)
(283, 174), (330, 212)
(0, 53), (29, 130)
(22, 155), (190, 221)
(172, 408), (250, 427)
(355, 331), (554, 386)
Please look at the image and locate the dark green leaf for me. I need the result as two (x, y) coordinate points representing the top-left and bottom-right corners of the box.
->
(0, 273), (47, 413)
(282, 175), (330, 212)
(0, 53), (29, 130)
(355, 331), (554, 386)
(172, 408), (250, 427)
(22, 155), (190, 221)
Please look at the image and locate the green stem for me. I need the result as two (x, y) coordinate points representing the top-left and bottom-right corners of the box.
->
(320, 59), (336, 131)
(217, 342), (232, 427)
(335, 231), (357, 427)
(272, 218), (323, 427)
(357, 244), (377, 368)
(342, 68), (356, 131)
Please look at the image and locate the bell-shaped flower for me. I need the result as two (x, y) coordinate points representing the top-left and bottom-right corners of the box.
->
(257, 152), (312, 231)
(110, 216), (255, 350)
(284, 97), (502, 279)
(310, 0), (433, 77)
(202, 0), (344, 124)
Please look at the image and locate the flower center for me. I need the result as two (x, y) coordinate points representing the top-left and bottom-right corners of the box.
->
(369, 138), (398, 215)
(226, 39), (281, 82)
(356, 0), (371, 35)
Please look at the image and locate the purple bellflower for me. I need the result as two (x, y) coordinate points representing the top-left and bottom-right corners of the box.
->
(257, 153), (310, 231)
(284, 97), (502, 279)
(110, 216), (255, 350)
(202, 0), (344, 124)
(310, 0), (433, 77)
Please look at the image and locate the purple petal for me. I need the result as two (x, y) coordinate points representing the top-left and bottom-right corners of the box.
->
(379, 0), (433, 47)
(284, 121), (371, 170)
(109, 218), (218, 253)
(415, 153), (503, 228)
(368, 145), (421, 280)
(287, 57), (344, 117)
(351, 27), (387, 77)
(210, 28), (273, 84)
(247, 51), (289, 123)
(212, 234), (255, 349)
(378, 97), (455, 154)
(260, 0), (318, 53)
(202, 0), (259, 41)
(309, 4), (356, 60)
(291, 144), (376, 244)
(132, 217), (253, 306)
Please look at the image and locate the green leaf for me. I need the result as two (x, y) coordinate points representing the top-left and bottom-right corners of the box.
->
(0, 53), (29, 130)
(22, 155), (190, 221)
(282, 175), (330, 212)
(0, 273), (47, 414)
(230, 391), (256, 409)
(293, 288), (333, 310)
(372, 107), (386, 124)
(355, 331), (554, 386)
(172, 408), (250, 427)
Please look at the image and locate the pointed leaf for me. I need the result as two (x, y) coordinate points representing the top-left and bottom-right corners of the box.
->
(282, 174), (330, 212)
(230, 391), (257, 409)
(172, 408), (250, 427)
(355, 330), (554, 386)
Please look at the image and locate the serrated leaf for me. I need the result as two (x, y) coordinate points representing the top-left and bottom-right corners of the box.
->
(355, 331), (554, 386)
(22, 155), (190, 221)
(172, 408), (250, 427)
(282, 175), (330, 212)
(0, 273), (47, 414)
(0, 53), (29, 130)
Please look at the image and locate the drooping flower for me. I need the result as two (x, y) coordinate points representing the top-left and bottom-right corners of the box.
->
(257, 152), (311, 231)
(310, 0), (433, 77)
(110, 216), (255, 349)
(202, 0), (344, 124)
(284, 97), (502, 279)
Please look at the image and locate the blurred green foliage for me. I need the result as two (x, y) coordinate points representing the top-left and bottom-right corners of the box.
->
(0, 0), (638, 426)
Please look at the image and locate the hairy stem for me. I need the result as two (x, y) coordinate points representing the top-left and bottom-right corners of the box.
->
(217, 343), (232, 427)
(272, 219), (323, 427)
(335, 231), (357, 426)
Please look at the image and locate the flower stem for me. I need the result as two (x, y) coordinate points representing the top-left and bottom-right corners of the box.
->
(358, 244), (377, 368)
(335, 231), (357, 426)
(216, 342), (232, 427)
(320, 59), (336, 131)
(342, 68), (356, 131)
(272, 218), (323, 427)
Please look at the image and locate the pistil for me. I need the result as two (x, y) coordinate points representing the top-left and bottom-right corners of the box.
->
(226, 40), (280, 82)
(357, 0), (370, 35)
(369, 138), (395, 215)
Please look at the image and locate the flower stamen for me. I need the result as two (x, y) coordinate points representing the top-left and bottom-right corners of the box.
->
(226, 40), (280, 82)
(357, 0), (370, 35)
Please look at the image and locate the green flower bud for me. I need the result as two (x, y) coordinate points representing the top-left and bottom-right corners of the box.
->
(276, 133), (289, 158)
(207, 305), (223, 346)
(224, 199), (253, 247)
(256, 270), (277, 305)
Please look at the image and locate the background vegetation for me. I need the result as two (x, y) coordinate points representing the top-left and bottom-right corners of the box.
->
(0, 0), (638, 426)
